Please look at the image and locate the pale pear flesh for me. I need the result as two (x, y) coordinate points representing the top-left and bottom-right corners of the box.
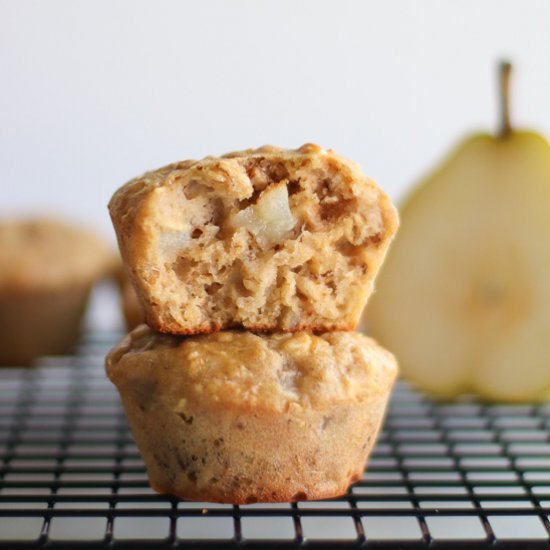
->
(366, 132), (550, 402)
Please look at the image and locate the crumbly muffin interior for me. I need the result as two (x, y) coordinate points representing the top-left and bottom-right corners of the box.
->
(111, 145), (397, 333)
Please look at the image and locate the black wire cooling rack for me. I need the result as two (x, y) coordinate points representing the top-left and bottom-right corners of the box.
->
(1, 331), (550, 549)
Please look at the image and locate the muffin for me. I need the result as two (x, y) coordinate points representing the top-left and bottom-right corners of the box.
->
(106, 325), (398, 503)
(109, 144), (398, 335)
(0, 218), (115, 365)
(116, 266), (145, 330)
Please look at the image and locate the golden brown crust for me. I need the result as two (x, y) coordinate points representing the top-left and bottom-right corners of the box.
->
(105, 326), (398, 503)
(109, 145), (398, 335)
(151, 319), (358, 336)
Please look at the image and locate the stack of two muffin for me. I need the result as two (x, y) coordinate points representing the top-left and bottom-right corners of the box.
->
(106, 144), (399, 504)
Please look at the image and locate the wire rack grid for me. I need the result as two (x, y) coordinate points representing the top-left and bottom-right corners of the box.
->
(1, 331), (550, 549)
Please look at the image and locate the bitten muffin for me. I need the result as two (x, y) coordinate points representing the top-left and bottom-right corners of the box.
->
(109, 144), (398, 335)
(0, 218), (115, 365)
(105, 325), (398, 503)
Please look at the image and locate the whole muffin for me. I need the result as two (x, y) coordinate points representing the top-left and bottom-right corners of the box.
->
(106, 325), (397, 503)
(109, 144), (398, 335)
(0, 218), (115, 365)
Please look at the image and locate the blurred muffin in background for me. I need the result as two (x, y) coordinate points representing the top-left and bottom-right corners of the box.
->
(117, 267), (145, 330)
(0, 217), (116, 365)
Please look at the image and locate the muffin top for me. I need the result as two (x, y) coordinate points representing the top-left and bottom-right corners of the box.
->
(106, 325), (398, 413)
(108, 143), (398, 334)
(0, 218), (115, 292)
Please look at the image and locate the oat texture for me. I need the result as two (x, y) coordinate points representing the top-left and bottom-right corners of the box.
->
(109, 144), (398, 334)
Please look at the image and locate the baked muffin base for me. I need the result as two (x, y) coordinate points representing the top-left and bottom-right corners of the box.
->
(0, 286), (91, 366)
(121, 386), (388, 503)
(106, 327), (397, 503)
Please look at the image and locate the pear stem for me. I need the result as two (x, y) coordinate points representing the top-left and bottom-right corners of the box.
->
(499, 60), (512, 137)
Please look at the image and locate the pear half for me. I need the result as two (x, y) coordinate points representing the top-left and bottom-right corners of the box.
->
(366, 131), (550, 402)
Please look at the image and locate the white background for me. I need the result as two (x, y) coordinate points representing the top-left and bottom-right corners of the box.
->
(1, 0), (550, 243)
